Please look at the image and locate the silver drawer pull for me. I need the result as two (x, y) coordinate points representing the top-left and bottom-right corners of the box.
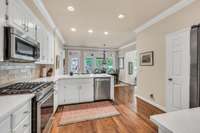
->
(23, 111), (29, 114)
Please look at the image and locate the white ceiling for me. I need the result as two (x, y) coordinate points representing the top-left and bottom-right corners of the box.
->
(42, 0), (180, 48)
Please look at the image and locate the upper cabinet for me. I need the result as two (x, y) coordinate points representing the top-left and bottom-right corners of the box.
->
(36, 26), (54, 64)
(7, 0), (37, 40)
(0, 0), (6, 61)
(2, 0), (55, 64)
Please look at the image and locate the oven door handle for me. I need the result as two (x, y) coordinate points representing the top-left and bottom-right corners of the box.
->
(38, 90), (54, 105)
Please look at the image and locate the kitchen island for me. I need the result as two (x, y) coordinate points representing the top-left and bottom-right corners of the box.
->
(150, 107), (200, 133)
(32, 74), (114, 110)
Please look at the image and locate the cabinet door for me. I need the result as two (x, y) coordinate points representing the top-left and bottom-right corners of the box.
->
(0, 116), (11, 133)
(58, 79), (79, 105)
(36, 26), (47, 64)
(0, 0), (6, 61)
(79, 79), (94, 102)
(64, 83), (79, 104)
(26, 14), (36, 40)
(8, 0), (27, 31)
(54, 84), (58, 112)
(48, 32), (54, 64)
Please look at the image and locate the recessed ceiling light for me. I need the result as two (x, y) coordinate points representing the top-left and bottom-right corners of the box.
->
(104, 31), (109, 35)
(118, 14), (125, 19)
(88, 29), (93, 34)
(67, 6), (75, 12)
(70, 28), (76, 32)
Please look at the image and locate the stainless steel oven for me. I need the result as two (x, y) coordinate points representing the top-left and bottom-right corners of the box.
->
(4, 26), (40, 62)
(37, 89), (54, 133)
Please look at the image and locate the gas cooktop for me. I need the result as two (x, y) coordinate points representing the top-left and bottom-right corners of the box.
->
(0, 82), (54, 95)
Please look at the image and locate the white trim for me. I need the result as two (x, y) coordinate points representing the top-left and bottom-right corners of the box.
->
(135, 94), (167, 112)
(134, 0), (196, 34)
(33, 0), (65, 44)
(118, 41), (136, 50)
(64, 46), (118, 52)
(119, 80), (136, 86)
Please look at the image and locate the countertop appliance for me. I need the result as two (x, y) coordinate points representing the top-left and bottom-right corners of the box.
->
(0, 81), (54, 133)
(190, 25), (200, 108)
(94, 77), (110, 101)
(4, 26), (40, 62)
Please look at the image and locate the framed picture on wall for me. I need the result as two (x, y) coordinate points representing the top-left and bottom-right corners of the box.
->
(140, 51), (154, 66)
(128, 62), (133, 75)
(119, 57), (124, 69)
(56, 55), (60, 69)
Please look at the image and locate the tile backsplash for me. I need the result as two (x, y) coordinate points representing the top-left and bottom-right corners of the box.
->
(0, 62), (41, 86)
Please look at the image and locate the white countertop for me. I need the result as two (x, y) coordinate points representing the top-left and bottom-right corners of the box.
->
(32, 74), (113, 82)
(0, 94), (34, 122)
(150, 108), (200, 133)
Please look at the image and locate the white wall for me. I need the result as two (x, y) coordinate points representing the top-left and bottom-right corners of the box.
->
(136, 0), (200, 107)
(118, 43), (137, 85)
(54, 35), (64, 75)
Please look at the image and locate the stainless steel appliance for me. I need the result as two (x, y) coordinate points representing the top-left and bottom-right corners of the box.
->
(4, 26), (40, 62)
(0, 81), (54, 133)
(36, 87), (54, 133)
(94, 77), (110, 100)
(190, 25), (200, 108)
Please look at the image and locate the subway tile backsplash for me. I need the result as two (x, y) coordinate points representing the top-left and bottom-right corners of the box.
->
(0, 62), (40, 86)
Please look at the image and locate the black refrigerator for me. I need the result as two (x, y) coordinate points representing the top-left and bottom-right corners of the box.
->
(190, 24), (200, 108)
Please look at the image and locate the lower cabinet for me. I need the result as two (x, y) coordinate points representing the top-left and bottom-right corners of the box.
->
(0, 100), (31, 133)
(0, 116), (11, 133)
(58, 78), (94, 105)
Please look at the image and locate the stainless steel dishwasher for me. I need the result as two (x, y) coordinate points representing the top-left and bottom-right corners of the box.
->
(94, 77), (111, 101)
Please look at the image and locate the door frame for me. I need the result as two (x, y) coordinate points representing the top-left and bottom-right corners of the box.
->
(165, 27), (190, 112)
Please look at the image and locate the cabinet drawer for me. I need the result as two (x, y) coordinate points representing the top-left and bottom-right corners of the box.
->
(0, 116), (11, 133)
(59, 78), (93, 85)
(12, 101), (31, 129)
(13, 115), (31, 133)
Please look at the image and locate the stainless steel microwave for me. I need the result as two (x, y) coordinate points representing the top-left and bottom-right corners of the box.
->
(4, 26), (40, 62)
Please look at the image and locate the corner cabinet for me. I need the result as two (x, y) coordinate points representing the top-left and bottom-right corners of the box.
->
(0, 0), (6, 61)
(57, 78), (94, 105)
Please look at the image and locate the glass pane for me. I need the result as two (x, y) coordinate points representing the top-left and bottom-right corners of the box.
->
(106, 57), (113, 69)
(70, 58), (80, 73)
(96, 58), (103, 69)
(85, 57), (93, 73)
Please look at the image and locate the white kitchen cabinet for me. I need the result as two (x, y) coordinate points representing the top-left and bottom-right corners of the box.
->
(6, 0), (55, 64)
(0, 0), (6, 61)
(36, 26), (54, 64)
(58, 79), (79, 105)
(79, 79), (94, 102)
(54, 84), (59, 112)
(0, 116), (11, 133)
(58, 78), (94, 105)
(7, 0), (37, 40)
(0, 100), (31, 133)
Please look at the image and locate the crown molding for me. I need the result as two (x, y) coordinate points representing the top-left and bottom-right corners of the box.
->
(134, 0), (196, 34)
(118, 41), (136, 50)
(33, 0), (65, 44)
(64, 46), (118, 52)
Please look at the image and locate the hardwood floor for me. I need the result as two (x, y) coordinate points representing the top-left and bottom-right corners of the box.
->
(51, 103), (157, 133)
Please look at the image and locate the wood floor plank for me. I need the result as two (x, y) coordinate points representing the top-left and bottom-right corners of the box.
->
(51, 103), (157, 133)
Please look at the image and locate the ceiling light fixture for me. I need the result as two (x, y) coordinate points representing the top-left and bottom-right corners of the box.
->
(104, 31), (109, 35)
(70, 28), (76, 32)
(88, 29), (93, 34)
(67, 6), (75, 12)
(118, 14), (125, 19)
